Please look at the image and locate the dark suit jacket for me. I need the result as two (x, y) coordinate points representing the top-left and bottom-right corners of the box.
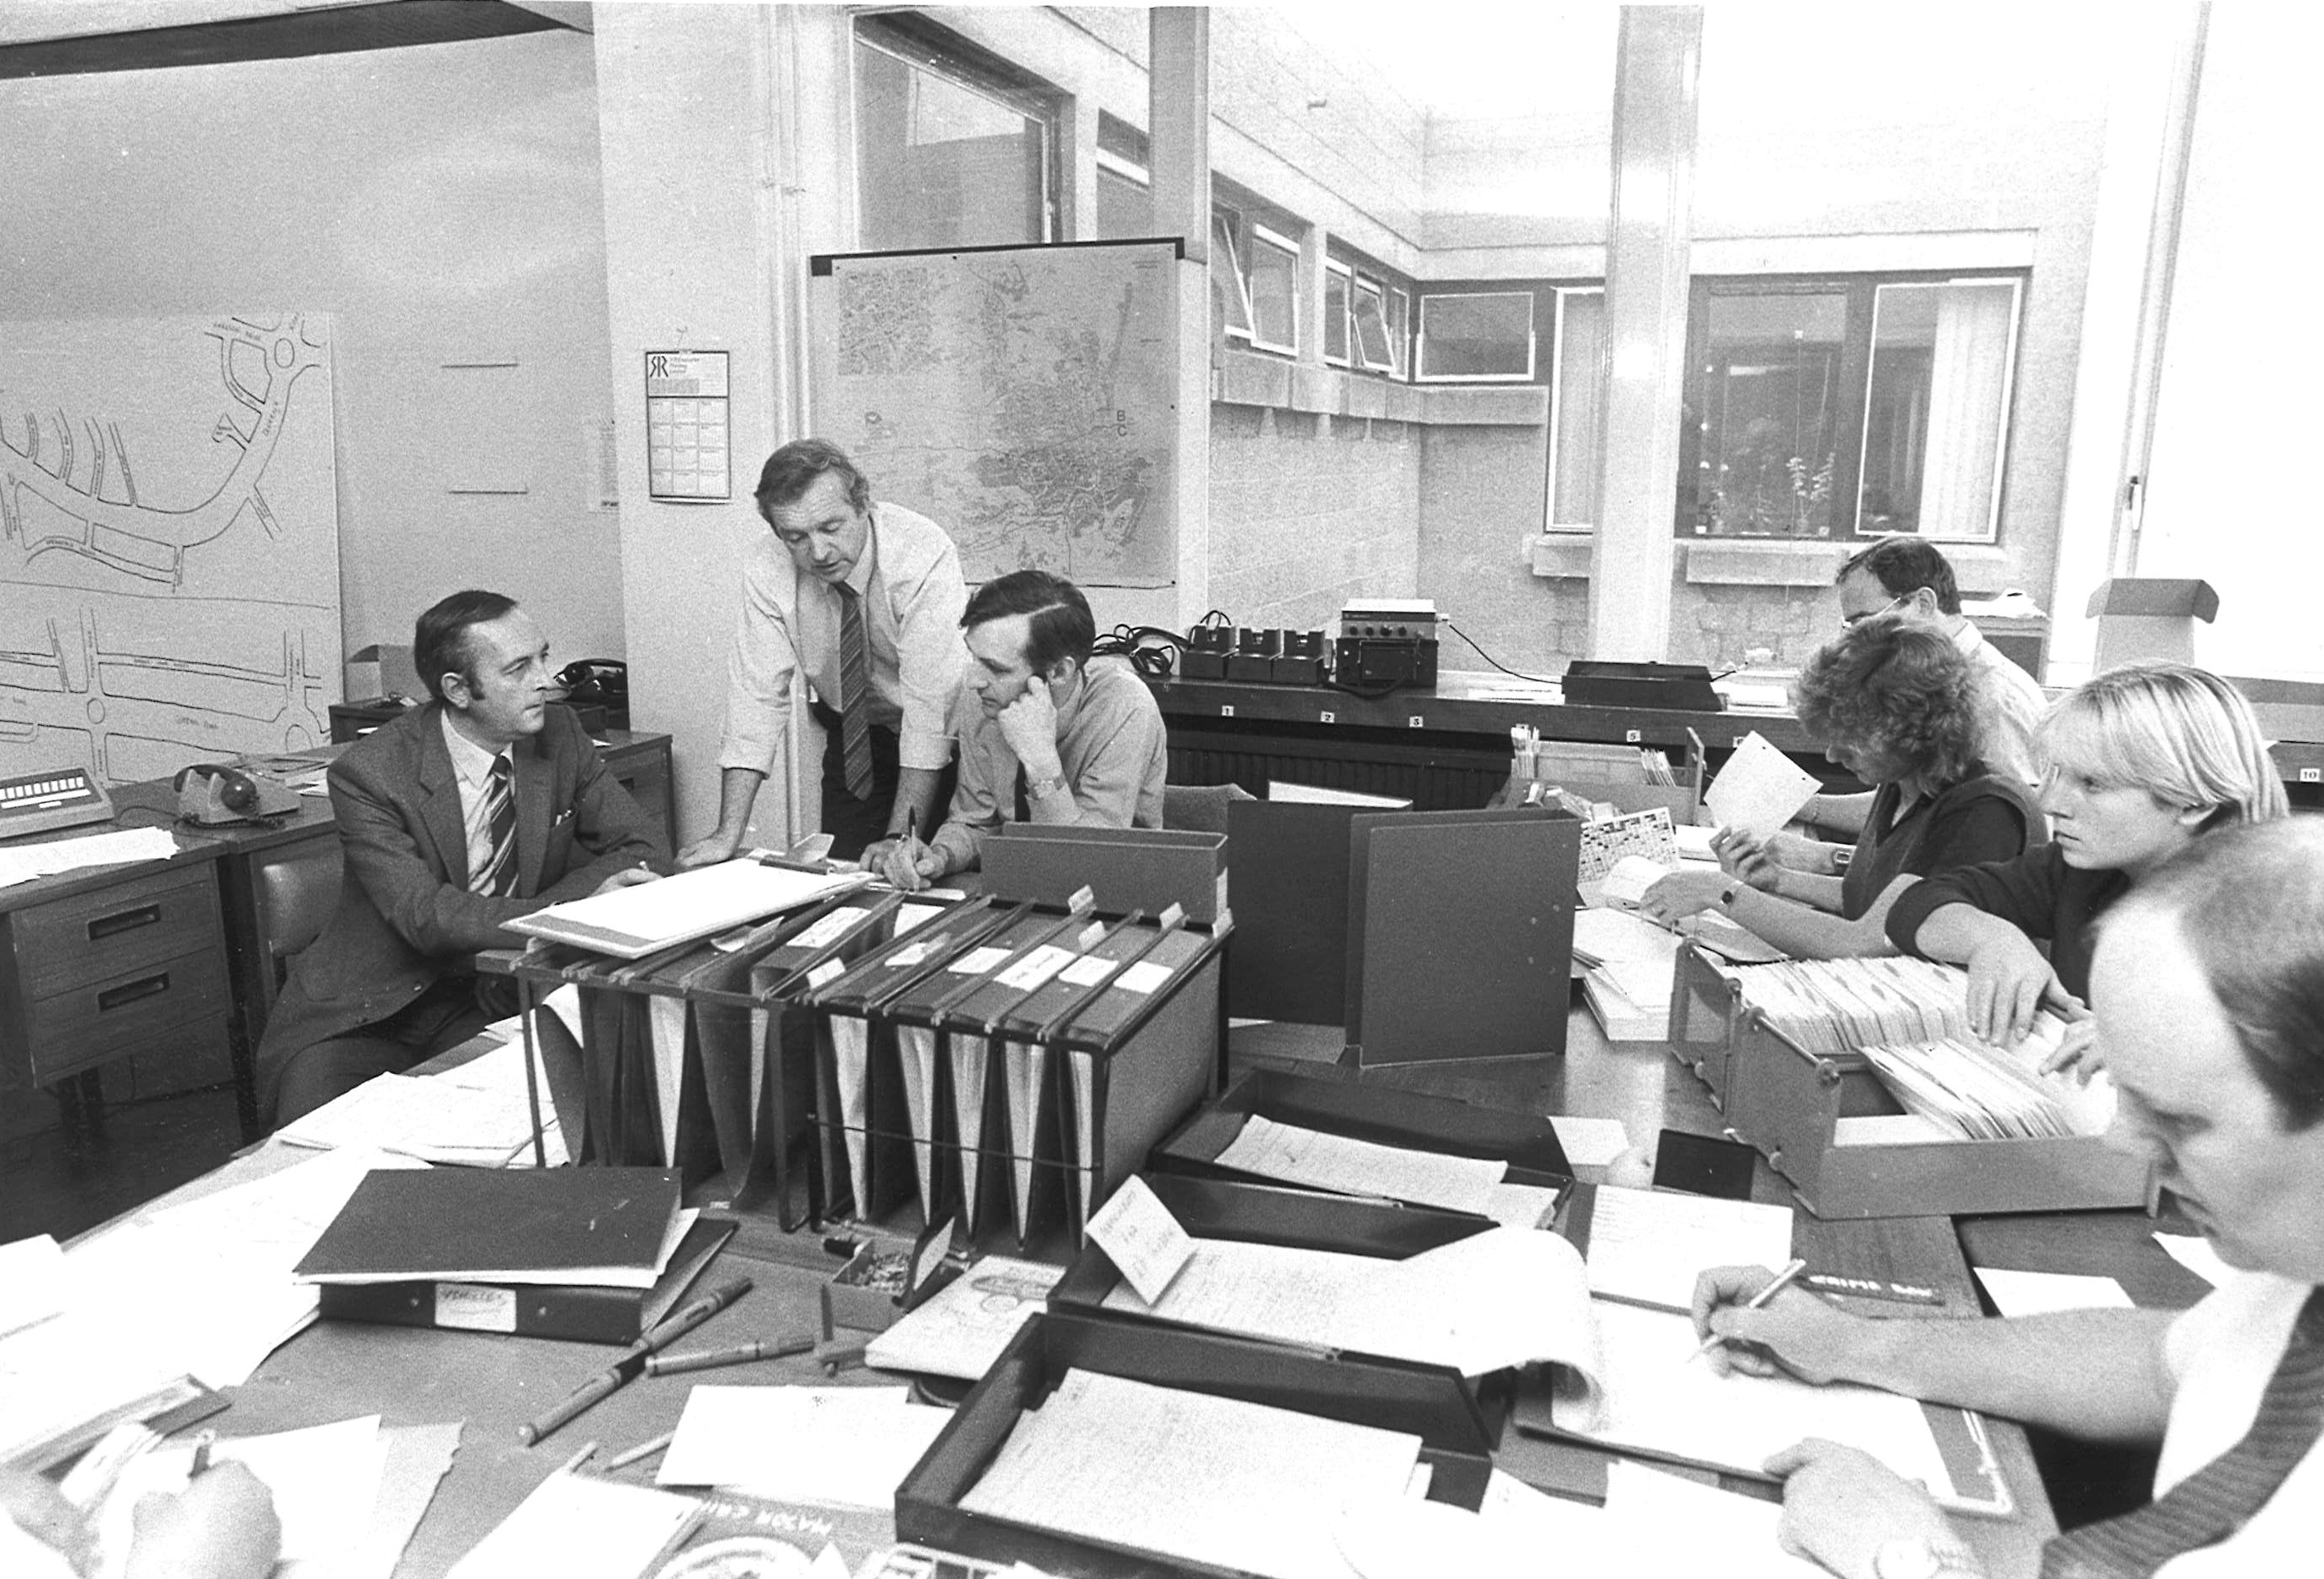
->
(256, 701), (656, 1108)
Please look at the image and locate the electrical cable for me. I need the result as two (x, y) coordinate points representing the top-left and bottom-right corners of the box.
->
(1440, 616), (1562, 687)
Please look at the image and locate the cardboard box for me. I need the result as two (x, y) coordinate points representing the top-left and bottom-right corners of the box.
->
(346, 642), (419, 704)
(2085, 578), (2218, 670)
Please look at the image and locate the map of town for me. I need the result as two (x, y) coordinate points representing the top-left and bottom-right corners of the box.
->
(813, 241), (1178, 586)
(0, 313), (340, 784)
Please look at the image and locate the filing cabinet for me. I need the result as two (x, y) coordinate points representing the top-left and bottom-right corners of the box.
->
(0, 860), (232, 1093)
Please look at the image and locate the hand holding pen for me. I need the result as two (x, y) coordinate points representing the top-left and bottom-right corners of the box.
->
(1689, 1260), (1866, 1382)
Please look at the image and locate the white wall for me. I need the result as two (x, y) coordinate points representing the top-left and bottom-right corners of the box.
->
(2135, 4), (2324, 680)
(0, 30), (626, 670)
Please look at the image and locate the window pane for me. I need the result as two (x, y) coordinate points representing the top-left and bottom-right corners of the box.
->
(855, 39), (1048, 251)
(1212, 213), (1251, 339)
(1550, 290), (1604, 526)
(1352, 280), (1394, 371)
(1694, 291), (1848, 536)
(1418, 292), (1534, 380)
(1386, 289), (1410, 378)
(1097, 166), (1152, 240)
(1859, 280), (2018, 541)
(1324, 270), (1351, 364)
(1247, 233), (1298, 352)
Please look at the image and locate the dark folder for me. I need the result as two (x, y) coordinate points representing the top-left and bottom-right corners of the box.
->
(1223, 798), (1363, 1023)
(294, 1166), (681, 1283)
(317, 1215), (735, 1346)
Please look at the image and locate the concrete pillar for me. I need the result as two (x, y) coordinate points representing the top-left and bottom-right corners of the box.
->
(1587, 6), (1701, 661)
(1151, 7), (1212, 628)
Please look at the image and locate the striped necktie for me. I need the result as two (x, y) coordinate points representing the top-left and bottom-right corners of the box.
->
(835, 583), (875, 801)
(2041, 1285), (2324, 1577)
(471, 752), (518, 897)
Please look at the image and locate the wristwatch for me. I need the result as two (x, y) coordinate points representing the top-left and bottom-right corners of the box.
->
(1026, 767), (1070, 801)
(1872, 1536), (1983, 1579)
(1718, 881), (1743, 909)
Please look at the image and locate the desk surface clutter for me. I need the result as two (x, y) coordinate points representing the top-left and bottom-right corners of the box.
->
(0, 812), (2219, 1579)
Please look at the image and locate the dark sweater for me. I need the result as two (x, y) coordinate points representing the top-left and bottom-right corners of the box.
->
(1884, 843), (2131, 1004)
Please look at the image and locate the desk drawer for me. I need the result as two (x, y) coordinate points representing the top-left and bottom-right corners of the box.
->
(25, 945), (231, 1084)
(10, 865), (221, 997)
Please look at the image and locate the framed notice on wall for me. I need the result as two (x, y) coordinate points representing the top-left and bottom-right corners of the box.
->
(645, 349), (730, 501)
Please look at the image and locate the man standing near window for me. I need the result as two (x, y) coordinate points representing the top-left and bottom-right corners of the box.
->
(683, 440), (967, 867)
(876, 569), (1166, 891)
(1794, 537), (2051, 856)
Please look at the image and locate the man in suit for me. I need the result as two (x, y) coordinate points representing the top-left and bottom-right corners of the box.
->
(259, 590), (659, 1127)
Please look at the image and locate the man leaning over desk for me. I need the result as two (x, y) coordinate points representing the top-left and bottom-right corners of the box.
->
(1694, 817), (2324, 1578)
(682, 439), (967, 867)
(258, 590), (659, 1127)
(877, 568), (1167, 891)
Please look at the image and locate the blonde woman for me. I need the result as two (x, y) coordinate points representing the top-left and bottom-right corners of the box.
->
(1886, 661), (2287, 1049)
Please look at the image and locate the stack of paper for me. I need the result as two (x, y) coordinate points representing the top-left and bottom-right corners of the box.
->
(274, 1033), (569, 1167)
(960, 1368), (1427, 1579)
(0, 827), (180, 889)
(1211, 1115), (1508, 1214)
(452, 1468), (702, 1579)
(865, 1256), (1063, 1381)
(1580, 1186), (1794, 1312)
(507, 858), (871, 958)
(1570, 909), (1681, 1040)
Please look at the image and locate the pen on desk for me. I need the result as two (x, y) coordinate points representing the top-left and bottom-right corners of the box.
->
(644, 1332), (816, 1377)
(606, 1430), (676, 1471)
(519, 1275), (756, 1444)
(1693, 1256), (1810, 1360)
(557, 1440), (599, 1476)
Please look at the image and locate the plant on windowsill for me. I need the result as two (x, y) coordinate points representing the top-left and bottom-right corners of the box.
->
(1784, 452), (1837, 537)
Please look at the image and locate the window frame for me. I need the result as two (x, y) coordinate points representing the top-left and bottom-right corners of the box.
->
(1323, 258), (1354, 369)
(1673, 269), (2027, 542)
(1415, 288), (1538, 384)
(851, 14), (1064, 248)
(1212, 204), (1255, 344)
(1545, 285), (1606, 534)
(1855, 274), (2024, 544)
(1351, 274), (1397, 375)
(1245, 220), (1302, 357)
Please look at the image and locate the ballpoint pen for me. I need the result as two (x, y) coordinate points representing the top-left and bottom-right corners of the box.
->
(1693, 1256), (1809, 1359)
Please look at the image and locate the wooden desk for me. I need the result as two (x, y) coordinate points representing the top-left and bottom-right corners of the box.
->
(0, 731), (675, 1142)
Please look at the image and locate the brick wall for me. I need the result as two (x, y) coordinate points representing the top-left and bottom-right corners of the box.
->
(1207, 406), (1420, 632)
(1416, 425), (1582, 676)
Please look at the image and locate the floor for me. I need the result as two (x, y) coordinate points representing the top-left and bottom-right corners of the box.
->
(0, 1079), (246, 1244)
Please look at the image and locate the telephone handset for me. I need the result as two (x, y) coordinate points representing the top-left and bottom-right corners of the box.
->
(553, 659), (629, 710)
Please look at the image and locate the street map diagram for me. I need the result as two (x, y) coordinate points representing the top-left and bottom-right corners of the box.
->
(812, 241), (1179, 586)
(1, 313), (341, 784)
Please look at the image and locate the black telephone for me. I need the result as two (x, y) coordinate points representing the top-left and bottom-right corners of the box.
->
(553, 660), (630, 728)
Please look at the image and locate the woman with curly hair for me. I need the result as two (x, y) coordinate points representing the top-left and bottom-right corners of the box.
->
(1641, 615), (2042, 958)
(1886, 660), (2287, 1053)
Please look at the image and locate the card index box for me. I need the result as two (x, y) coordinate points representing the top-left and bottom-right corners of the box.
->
(1672, 947), (2155, 1220)
(896, 1310), (1495, 1579)
(1344, 806), (1578, 1067)
(1147, 1068), (1572, 1193)
(981, 823), (1228, 924)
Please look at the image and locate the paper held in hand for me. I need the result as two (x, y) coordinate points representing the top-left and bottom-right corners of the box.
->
(1702, 733), (1822, 841)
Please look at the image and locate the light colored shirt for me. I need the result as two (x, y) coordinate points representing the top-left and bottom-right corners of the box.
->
(439, 711), (508, 888)
(929, 655), (1168, 875)
(717, 500), (968, 776)
(1953, 620), (2049, 787)
(0, 1514), (73, 1579)
(2142, 1266), (2321, 1576)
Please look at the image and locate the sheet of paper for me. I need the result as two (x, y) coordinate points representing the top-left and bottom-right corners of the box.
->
(960, 1367), (1420, 1579)
(1704, 733), (1822, 840)
(0, 1234), (67, 1338)
(1212, 1114), (1507, 1214)
(104, 1416), (390, 1570)
(1974, 1266), (2134, 1317)
(2154, 1232), (2231, 1289)
(1674, 823), (1721, 862)
(1554, 1300), (1952, 1494)
(1597, 856), (1670, 907)
(1583, 1186), (1794, 1312)
(657, 1387), (942, 1510)
(1483, 1181), (1564, 1230)
(275, 1070), (563, 1167)
(344, 1421), (463, 1579)
(1084, 1176), (1195, 1305)
(1599, 1461), (1828, 1576)
(1550, 1116), (1631, 1169)
(1570, 908), (1683, 971)
(865, 1256), (1062, 1381)
(0, 827), (181, 888)
(513, 858), (869, 955)
(447, 1468), (702, 1579)
(1098, 1226), (1605, 1386)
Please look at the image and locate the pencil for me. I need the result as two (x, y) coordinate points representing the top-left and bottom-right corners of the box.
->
(1693, 1257), (1810, 1359)
(557, 1440), (599, 1476)
(606, 1430), (676, 1471)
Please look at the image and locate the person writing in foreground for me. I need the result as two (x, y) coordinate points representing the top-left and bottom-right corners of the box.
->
(875, 569), (1166, 891)
(259, 590), (659, 1127)
(3, 1460), (279, 1579)
(1694, 817), (2324, 1578)
(1884, 662), (2284, 1071)
(685, 440), (966, 867)
(1640, 617), (2041, 957)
